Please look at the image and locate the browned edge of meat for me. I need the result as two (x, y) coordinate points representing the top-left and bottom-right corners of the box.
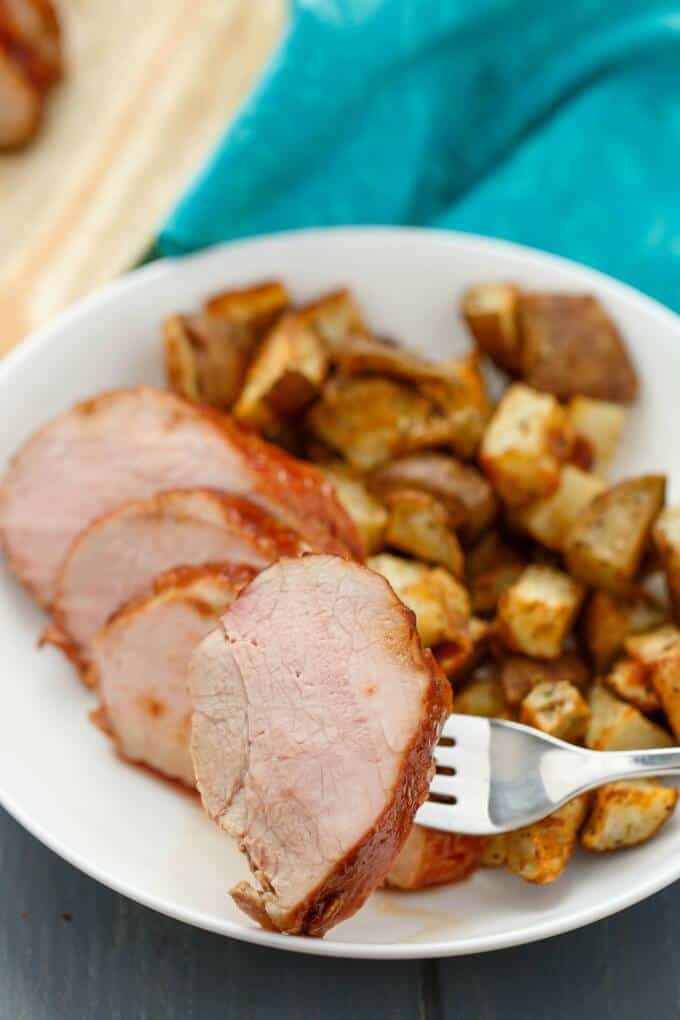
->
(201, 558), (450, 938)
(44, 488), (313, 679)
(0, 387), (363, 610)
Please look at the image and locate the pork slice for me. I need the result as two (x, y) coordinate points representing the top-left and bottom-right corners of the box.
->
(189, 554), (449, 937)
(0, 387), (361, 607)
(48, 489), (310, 679)
(93, 564), (255, 786)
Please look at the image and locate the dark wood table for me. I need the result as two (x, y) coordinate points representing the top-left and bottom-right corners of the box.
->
(2, 808), (678, 1019)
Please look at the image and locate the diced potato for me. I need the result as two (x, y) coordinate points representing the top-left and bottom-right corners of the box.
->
(434, 617), (489, 680)
(500, 653), (589, 707)
(234, 314), (328, 430)
(294, 289), (369, 351)
(566, 397), (627, 478)
(508, 466), (605, 551)
(455, 668), (511, 719)
(651, 655), (680, 740)
(581, 589), (668, 673)
(163, 314), (199, 401)
(306, 378), (434, 471)
(466, 531), (525, 614)
(461, 283), (522, 374)
(318, 463), (388, 555)
(520, 680), (590, 742)
(204, 280), (289, 326)
(564, 476), (666, 592)
(385, 827), (484, 890)
(418, 354), (492, 459)
(517, 293), (638, 403)
(383, 489), (463, 576)
(581, 780), (678, 852)
(585, 681), (673, 751)
(497, 565), (585, 660)
(368, 554), (470, 647)
(653, 506), (680, 619)
(333, 334), (443, 382)
(604, 658), (660, 715)
(506, 795), (590, 884)
(163, 313), (260, 409)
(479, 384), (571, 506)
(480, 834), (510, 868)
(371, 453), (496, 542)
(624, 624), (680, 668)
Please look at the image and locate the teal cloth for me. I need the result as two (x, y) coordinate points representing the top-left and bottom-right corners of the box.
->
(158, 0), (680, 311)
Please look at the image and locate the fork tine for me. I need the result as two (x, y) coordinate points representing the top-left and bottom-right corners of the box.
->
(429, 772), (459, 798)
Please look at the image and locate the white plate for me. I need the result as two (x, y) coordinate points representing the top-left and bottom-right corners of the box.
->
(1, 228), (679, 960)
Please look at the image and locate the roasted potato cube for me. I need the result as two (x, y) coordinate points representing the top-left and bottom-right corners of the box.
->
(455, 668), (511, 718)
(653, 507), (680, 619)
(234, 314), (328, 430)
(480, 834), (510, 868)
(564, 475), (666, 592)
(295, 289), (368, 350)
(586, 681), (673, 751)
(604, 657), (660, 715)
(479, 384), (571, 506)
(418, 354), (492, 459)
(333, 334), (443, 382)
(163, 313), (262, 409)
(306, 378), (434, 471)
(506, 795), (590, 884)
(520, 680), (590, 742)
(566, 397), (627, 478)
(581, 780), (678, 852)
(368, 554), (470, 647)
(383, 489), (463, 576)
(318, 463), (388, 555)
(498, 565), (585, 660)
(624, 623), (680, 668)
(500, 653), (589, 707)
(163, 314), (199, 401)
(581, 589), (668, 673)
(434, 617), (490, 680)
(461, 283), (522, 374)
(517, 293), (638, 403)
(651, 655), (680, 740)
(204, 280), (289, 326)
(371, 452), (496, 542)
(385, 827), (484, 890)
(466, 531), (525, 614)
(508, 466), (605, 552)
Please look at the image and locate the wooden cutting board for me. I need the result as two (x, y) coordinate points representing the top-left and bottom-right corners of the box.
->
(0, 0), (284, 355)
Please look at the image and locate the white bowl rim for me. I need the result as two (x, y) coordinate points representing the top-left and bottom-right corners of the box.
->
(1, 225), (679, 960)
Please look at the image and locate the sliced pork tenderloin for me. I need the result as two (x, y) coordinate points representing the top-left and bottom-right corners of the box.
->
(0, 387), (361, 607)
(47, 490), (310, 680)
(189, 554), (449, 938)
(93, 564), (255, 787)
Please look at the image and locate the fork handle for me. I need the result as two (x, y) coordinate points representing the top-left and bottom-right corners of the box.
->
(576, 746), (680, 791)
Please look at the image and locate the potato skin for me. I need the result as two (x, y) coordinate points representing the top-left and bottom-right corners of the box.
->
(518, 293), (638, 403)
(564, 475), (666, 593)
(371, 452), (496, 542)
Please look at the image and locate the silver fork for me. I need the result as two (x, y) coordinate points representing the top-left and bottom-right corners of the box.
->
(416, 715), (680, 836)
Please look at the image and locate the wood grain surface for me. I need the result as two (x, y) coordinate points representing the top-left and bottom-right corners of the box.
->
(0, 0), (284, 355)
(1, 806), (679, 1019)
